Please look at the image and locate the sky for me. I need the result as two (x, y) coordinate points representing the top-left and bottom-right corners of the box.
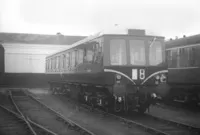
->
(0, 0), (200, 39)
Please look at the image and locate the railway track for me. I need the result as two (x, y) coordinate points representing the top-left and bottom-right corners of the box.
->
(0, 91), (19, 112)
(54, 94), (200, 135)
(0, 104), (35, 135)
(11, 90), (95, 135)
(0, 90), (58, 135)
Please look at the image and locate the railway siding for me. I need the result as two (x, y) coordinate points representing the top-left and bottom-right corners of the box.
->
(11, 90), (95, 135)
(27, 90), (153, 135)
(0, 105), (34, 135)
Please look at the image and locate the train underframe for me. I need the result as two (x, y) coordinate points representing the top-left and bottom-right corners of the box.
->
(49, 81), (156, 113)
(164, 84), (200, 105)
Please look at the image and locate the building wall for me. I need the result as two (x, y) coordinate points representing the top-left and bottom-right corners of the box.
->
(1, 43), (69, 87)
(3, 43), (69, 73)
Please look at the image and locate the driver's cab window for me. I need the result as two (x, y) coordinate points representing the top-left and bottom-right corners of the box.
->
(110, 39), (127, 65)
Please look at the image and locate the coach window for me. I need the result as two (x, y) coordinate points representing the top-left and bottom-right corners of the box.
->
(193, 46), (200, 66)
(78, 49), (84, 64)
(86, 50), (94, 62)
(75, 50), (78, 65)
(47, 59), (50, 71)
(129, 40), (145, 65)
(149, 41), (162, 65)
(65, 53), (70, 68)
(59, 55), (63, 69)
(171, 49), (178, 68)
(59, 56), (61, 70)
(45, 60), (47, 71)
(166, 50), (172, 67)
(71, 51), (76, 67)
(50, 59), (52, 71)
(51, 58), (53, 70)
(62, 54), (65, 69)
(53, 57), (55, 70)
(179, 48), (187, 67)
(187, 47), (197, 67)
(110, 39), (127, 65)
(56, 56), (59, 70)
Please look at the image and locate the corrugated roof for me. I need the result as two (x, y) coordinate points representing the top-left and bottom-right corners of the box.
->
(0, 32), (86, 45)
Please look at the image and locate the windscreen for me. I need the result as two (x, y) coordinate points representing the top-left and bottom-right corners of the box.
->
(149, 41), (162, 65)
(110, 39), (127, 65)
(129, 40), (145, 65)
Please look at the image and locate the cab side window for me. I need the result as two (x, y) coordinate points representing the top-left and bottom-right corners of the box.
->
(93, 42), (102, 63)
(86, 50), (94, 63)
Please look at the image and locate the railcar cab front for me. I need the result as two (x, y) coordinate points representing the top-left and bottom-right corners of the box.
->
(102, 31), (167, 112)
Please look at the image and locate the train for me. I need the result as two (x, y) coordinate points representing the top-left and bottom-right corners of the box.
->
(45, 29), (168, 113)
(165, 34), (200, 104)
(0, 43), (4, 74)
(0, 43), (5, 85)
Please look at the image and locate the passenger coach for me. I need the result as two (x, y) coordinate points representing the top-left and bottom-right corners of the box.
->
(45, 29), (167, 113)
(165, 34), (200, 104)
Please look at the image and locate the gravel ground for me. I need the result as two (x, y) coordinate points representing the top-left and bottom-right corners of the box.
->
(27, 88), (200, 132)
(149, 104), (200, 128)
(3, 87), (200, 129)
(27, 88), (151, 135)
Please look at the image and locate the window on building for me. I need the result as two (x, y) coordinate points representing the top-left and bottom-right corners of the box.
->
(110, 39), (127, 65)
(130, 40), (145, 65)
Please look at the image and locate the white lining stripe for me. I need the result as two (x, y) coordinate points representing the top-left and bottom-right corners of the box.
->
(104, 69), (136, 85)
(168, 67), (199, 70)
(141, 70), (168, 85)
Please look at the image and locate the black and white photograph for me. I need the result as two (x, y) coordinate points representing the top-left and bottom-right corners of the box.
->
(0, 0), (200, 134)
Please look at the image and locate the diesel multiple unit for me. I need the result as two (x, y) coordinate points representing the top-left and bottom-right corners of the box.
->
(45, 29), (167, 113)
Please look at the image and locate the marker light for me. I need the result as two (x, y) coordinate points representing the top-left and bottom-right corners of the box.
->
(118, 97), (122, 102)
(151, 93), (157, 99)
(116, 74), (122, 80)
(160, 74), (166, 82)
(156, 75), (160, 80)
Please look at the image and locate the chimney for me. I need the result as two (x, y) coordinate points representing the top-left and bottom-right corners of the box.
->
(56, 32), (64, 44)
(127, 29), (145, 36)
